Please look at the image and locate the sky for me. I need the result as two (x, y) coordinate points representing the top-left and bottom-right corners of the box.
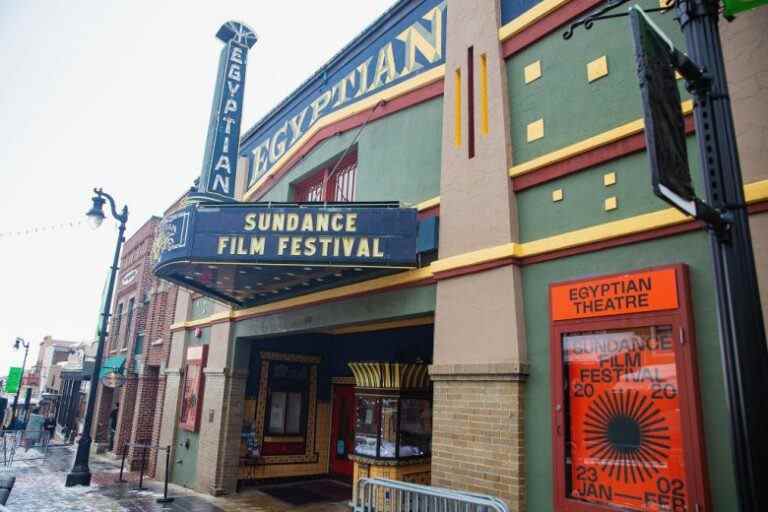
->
(0, 0), (393, 378)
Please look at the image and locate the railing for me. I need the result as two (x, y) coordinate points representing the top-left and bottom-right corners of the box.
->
(117, 442), (174, 504)
(0, 430), (50, 467)
(355, 478), (510, 512)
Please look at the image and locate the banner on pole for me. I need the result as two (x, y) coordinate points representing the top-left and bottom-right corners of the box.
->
(5, 367), (22, 394)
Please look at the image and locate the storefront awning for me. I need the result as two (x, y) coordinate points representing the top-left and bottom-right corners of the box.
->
(152, 201), (431, 308)
(100, 355), (126, 378)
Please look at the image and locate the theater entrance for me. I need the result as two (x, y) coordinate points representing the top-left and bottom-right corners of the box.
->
(329, 383), (355, 479)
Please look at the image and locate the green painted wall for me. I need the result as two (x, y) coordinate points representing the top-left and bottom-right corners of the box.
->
(521, 231), (738, 511)
(259, 98), (443, 206)
(517, 136), (701, 241)
(506, 0), (689, 165)
(234, 285), (436, 339)
(172, 429), (199, 488)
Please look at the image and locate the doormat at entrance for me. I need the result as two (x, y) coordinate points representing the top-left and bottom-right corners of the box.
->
(257, 479), (351, 506)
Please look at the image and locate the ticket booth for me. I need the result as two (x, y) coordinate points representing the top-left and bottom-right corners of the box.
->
(549, 264), (710, 512)
(348, 362), (432, 503)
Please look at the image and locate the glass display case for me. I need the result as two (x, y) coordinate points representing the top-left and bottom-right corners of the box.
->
(353, 392), (432, 459)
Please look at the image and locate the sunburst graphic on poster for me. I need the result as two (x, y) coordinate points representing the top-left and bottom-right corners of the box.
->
(584, 389), (671, 483)
(565, 327), (689, 511)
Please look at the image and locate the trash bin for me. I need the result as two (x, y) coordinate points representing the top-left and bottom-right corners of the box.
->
(0, 474), (15, 506)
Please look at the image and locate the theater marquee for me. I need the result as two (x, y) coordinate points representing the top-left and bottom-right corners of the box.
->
(152, 202), (419, 307)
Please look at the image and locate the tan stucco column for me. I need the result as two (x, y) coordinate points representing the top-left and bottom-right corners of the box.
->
(195, 321), (250, 495)
(431, 0), (527, 509)
(720, 8), (768, 337)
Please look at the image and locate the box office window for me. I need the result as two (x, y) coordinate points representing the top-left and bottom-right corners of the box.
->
(354, 394), (432, 459)
(550, 265), (709, 512)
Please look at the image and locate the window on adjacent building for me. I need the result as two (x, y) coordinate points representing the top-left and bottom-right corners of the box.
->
(112, 303), (123, 349)
(122, 298), (135, 349)
(292, 151), (357, 202)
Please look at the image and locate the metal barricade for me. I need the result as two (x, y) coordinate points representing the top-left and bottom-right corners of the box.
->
(116, 442), (174, 504)
(0, 430), (50, 467)
(355, 478), (510, 512)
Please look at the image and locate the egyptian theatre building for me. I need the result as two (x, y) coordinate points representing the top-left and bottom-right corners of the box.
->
(151, 2), (768, 511)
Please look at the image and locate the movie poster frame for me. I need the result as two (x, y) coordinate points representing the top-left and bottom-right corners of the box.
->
(549, 264), (710, 512)
(180, 345), (208, 432)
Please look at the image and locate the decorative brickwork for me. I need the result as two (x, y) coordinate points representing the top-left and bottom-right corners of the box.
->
(429, 374), (526, 511)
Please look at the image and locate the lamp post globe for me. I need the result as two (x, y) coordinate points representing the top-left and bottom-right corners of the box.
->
(65, 188), (128, 487)
(85, 195), (106, 229)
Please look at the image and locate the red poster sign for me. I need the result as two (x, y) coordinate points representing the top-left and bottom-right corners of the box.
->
(565, 326), (689, 511)
(551, 268), (678, 321)
(180, 345), (207, 432)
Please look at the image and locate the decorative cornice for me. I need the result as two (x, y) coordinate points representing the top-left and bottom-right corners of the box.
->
(429, 362), (530, 382)
(243, 66), (445, 201)
(498, 0), (574, 42)
(509, 100), (695, 179)
(169, 180), (768, 330)
(500, 0), (604, 57)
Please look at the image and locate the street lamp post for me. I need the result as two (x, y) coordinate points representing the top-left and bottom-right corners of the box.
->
(9, 337), (30, 427)
(65, 188), (128, 487)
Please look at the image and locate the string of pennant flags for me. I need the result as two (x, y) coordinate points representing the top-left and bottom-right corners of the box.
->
(0, 218), (86, 239)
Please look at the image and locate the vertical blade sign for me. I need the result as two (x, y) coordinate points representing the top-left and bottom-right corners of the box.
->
(199, 21), (258, 199)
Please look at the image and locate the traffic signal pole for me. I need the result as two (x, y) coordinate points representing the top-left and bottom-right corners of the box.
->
(676, 0), (768, 509)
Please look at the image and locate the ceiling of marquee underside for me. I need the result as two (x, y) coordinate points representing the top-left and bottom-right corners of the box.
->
(158, 261), (402, 308)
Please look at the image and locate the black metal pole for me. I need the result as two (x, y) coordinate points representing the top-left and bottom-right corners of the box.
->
(138, 445), (146, 490)
(676, 1), (768, 510)
(156, 445), (174, 504)
(117, 443), (127, 483)
(66, 190), (128, 487)
(9, 340), (29, 427)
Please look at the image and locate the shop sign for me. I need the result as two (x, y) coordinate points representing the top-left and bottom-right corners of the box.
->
(199, 21), (257, 199)
(244, 0), (446, 187)
(550, 268), (678, 321)
(120, 268), (137, 286)
(101, 371), (125, 389)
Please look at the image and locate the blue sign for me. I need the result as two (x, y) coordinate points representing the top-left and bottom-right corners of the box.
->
(155, 203), (417, 269)
(199, 21), (258, 200)
(240, 1), (446, 190)
(152, 203), (420, 306)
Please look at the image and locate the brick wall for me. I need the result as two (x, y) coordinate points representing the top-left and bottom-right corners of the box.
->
(430, 378), (526, 511)
(196, 370), (248, 495)
(127, 366), (160, 470)
(93, 385), (114, 443)
(113, 374), (138, 456)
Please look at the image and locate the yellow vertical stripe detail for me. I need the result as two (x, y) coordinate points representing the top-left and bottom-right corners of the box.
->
(454, 68), (462, 147)
(480, 54), (489, 136)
